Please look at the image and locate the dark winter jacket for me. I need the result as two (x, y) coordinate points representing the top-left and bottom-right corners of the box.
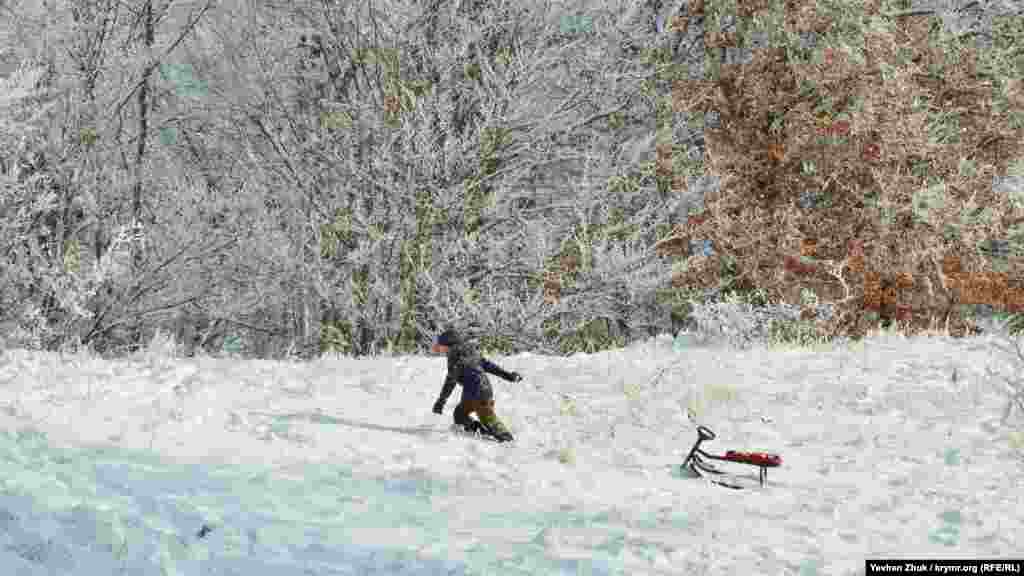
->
(436, 334), (518, 404)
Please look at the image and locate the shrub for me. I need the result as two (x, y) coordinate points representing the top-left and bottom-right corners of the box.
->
(684, 288), (837, 350)
(964, 317), (1024, 428)
(662, 0), (1024, 342)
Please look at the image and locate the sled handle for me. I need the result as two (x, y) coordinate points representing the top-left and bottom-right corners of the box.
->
(697, 425), (716, 442)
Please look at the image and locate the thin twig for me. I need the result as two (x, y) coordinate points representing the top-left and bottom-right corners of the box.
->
(111, 0), (214, 120)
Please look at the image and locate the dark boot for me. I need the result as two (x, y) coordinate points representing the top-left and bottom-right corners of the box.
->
(472, 399), (513, 442)
(477, 421), (513, 442)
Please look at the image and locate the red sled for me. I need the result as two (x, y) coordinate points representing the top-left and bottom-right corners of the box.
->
(682, 426), (783, 489)
(724, 450), (782, 467)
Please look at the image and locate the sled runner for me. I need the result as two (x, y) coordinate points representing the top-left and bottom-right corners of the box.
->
(682, 425), (782, 489)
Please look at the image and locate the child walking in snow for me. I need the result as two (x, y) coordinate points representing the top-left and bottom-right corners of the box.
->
(430, 326), (521, 443)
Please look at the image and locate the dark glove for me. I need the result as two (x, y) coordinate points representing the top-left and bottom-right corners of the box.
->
(509, 372), (523, 382)
(432, 399), (445, 415)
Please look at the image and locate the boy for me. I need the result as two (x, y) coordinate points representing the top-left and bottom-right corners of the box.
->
(430, 326), (521, 443)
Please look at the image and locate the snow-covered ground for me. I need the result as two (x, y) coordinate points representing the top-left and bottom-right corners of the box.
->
(0, 331), (1021, 575)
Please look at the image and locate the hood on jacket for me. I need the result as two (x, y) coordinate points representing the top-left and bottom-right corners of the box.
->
(434, 326), (462, 347)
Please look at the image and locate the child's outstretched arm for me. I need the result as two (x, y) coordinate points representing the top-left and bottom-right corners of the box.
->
(433, 373), (458, 414)
(481, 358), (522, 382)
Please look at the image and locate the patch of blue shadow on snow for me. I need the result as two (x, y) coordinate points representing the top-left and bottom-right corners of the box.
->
(0, 426), (629, 575)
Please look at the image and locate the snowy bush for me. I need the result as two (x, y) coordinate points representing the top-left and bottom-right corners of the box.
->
(965, 317), (1024, 429)
(684, 289), (836, 350)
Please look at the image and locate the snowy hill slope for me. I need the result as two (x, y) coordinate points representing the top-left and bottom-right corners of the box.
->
(0, 331), (1021, 575)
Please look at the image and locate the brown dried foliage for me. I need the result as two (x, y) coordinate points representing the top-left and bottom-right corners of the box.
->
(660, 1), (1024, 340)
